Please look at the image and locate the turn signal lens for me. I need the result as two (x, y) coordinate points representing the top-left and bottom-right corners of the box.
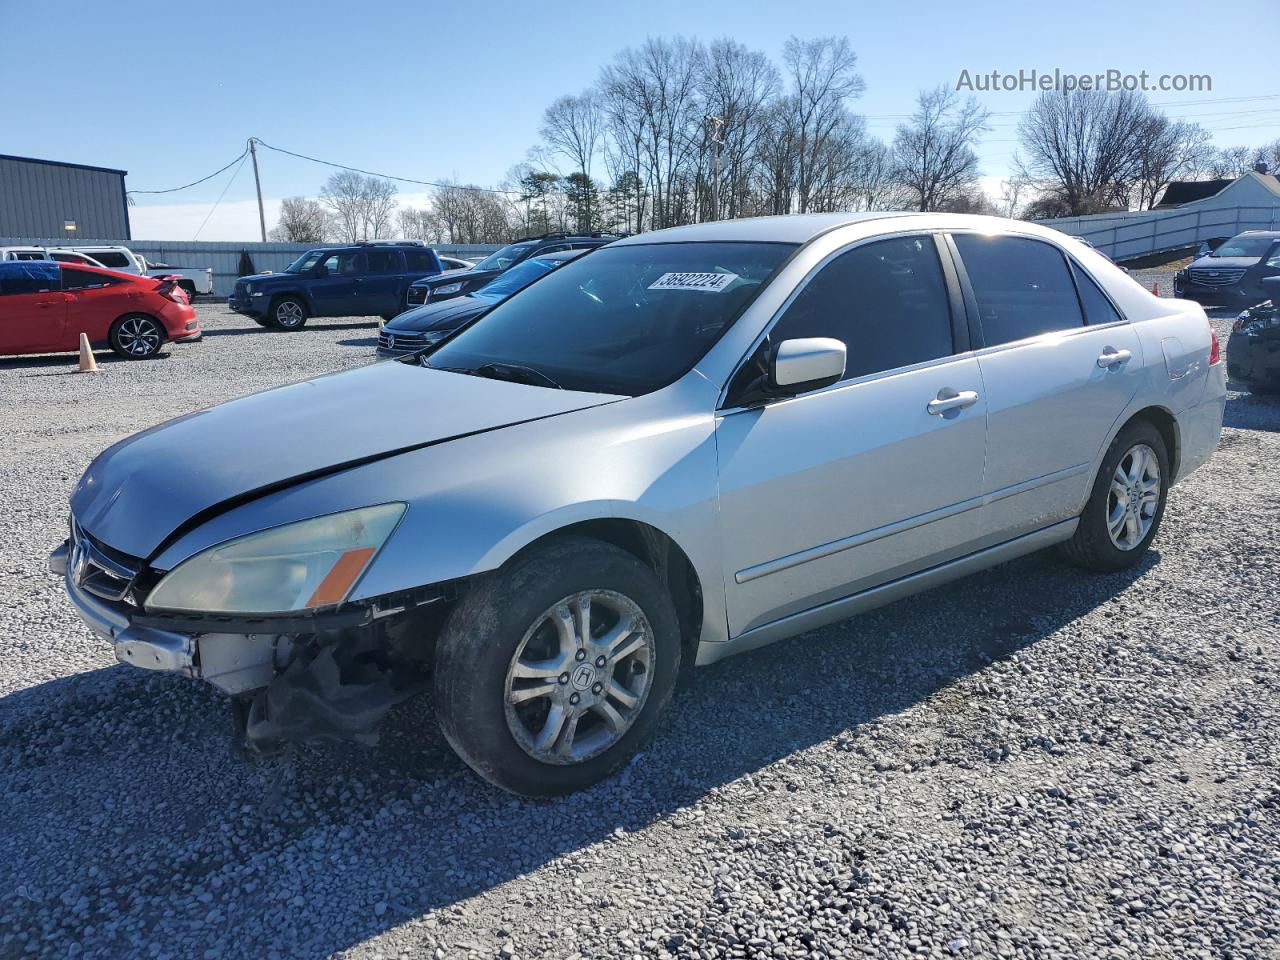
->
(1208, 318), (1221, 365)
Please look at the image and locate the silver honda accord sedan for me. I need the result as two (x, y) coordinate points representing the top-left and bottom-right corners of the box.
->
(51, 213), (1226, 796)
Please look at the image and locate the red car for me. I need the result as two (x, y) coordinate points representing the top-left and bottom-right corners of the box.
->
(0, 261), (200, 360)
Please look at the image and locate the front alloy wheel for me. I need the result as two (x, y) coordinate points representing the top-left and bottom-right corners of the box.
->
(504, 589), (655, 764)
(271, 298), (307, 330)
(109, 314), (164, 359)
(433, 536), (681, 796)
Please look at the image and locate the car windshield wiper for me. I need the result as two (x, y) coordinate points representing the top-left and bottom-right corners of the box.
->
(472, 362), (564, 390)
(423, 361), (564, 390)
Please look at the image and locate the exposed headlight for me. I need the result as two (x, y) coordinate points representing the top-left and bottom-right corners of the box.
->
(146, 504), (405, 614)
(432, 282), (463, 296)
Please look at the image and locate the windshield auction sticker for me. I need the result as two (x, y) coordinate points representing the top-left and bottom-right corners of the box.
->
(648, 272), (739, 292)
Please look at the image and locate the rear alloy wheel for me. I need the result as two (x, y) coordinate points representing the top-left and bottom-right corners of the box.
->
(1060, 420), (1169, 571)
(269, 297), (307, 330)
(433, 536), (681, 796)
(109, 314), (165, 360)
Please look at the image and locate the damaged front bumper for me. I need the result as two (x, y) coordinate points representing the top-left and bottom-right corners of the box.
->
(50, 539), (440, 750)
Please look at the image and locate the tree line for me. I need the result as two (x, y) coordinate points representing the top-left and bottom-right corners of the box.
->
(271, 35), (1280, 244)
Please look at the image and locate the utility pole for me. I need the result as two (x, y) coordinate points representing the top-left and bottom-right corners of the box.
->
(705, 115), (726, 222)
(248, 137), (267, 242)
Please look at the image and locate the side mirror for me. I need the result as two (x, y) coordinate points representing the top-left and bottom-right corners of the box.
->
(312, 266), (328, 278)
(769, 337), (846, 395)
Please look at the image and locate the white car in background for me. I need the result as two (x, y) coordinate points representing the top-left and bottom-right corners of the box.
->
(70, 246), (214, 301)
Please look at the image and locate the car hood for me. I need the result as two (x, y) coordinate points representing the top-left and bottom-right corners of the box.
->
(409, 267), (478, 288)
(386, 296), (491, 333)
(1189, 257), (1258, 270)
(71, 363), (623, 560)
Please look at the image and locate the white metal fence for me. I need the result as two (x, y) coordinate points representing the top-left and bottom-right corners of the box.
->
(1037, 205), (1280, 261)
(0, 238), (502, 297)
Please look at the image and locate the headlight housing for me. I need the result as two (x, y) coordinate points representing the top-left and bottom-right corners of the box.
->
(432, 282), (463, 296)
(146, 504), (405, 614)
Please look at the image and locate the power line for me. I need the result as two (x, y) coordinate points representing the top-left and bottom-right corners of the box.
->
(250, 137), (525, 196)
(190, 152), (248, 240)
(126, 147), (248, 195)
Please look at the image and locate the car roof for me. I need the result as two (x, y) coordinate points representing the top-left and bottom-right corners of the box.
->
(531, 248), (588, 263)
(1232, 230), (1280, 239)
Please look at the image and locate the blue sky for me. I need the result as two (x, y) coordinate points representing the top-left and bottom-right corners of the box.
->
(3, 0), (1276, 239)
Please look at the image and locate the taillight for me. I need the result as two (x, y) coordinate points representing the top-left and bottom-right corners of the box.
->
(1208, 317), (1221, 365)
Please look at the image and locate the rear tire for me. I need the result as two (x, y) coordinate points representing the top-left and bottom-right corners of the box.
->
(108, 314), (165, 360)
(268, 297), (308, 330)
(433, 536), (681, 797)
(177, 281), (197, 303)
(1060, 420), (1169, 572)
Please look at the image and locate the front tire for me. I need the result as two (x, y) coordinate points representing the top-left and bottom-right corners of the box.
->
(433, 536), (681, 797)
(268, 297), (308, 330)
(1060, 420), (1169, 572)
(108, 314), (165, 360)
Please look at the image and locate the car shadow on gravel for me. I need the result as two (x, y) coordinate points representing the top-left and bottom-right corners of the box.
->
(199, 320), (380, 338)
(0, 547), (1158, 957)
(1224, 390), (1280, 430)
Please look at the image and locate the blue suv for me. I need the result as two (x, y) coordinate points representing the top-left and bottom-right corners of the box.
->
(229, 242), (444, 329)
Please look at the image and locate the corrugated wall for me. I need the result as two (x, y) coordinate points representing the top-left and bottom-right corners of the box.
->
(0, 239), (500, 296)
(0, 157), (129, 240)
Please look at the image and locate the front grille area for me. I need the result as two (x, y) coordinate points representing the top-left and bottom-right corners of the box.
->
(70, 519), (144, 607)
(378, 330), (428, 352)
(1189, 267), (1247, 286)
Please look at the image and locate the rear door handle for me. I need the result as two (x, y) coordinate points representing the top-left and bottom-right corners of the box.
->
(1097, 347), (1132, 368)
(927, 389), (980, 415)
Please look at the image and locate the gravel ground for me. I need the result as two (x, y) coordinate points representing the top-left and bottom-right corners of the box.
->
(1, 283), (1277, 960)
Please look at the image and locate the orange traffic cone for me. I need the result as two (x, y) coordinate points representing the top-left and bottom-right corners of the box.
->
(1151, 282), (1160, 296)
(77, 333), (99, 373)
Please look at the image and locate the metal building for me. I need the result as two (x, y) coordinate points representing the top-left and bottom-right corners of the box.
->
(0, 154), (130, 241)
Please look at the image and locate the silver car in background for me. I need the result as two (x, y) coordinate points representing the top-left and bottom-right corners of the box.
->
(51, 213), (1226, 796)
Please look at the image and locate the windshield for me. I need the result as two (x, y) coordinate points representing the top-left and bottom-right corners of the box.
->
(426, 241), (795, 395)
(472, 256), (558, 301)
(1212, 236), (1275, 258)
(285, 250), (326, 273)
(473, 241), (538, 272)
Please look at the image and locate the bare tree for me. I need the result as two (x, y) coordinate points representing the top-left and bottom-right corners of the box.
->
(1208, 145), (1258, 178)
(319, 171), (399, 242)
(542, 93), (602, 231)
(892, 86), (989, 211)
(1133, 118), (1212, 208)
(1017, 90), (1153, 215)
(698, 38), (780, 220)
(397, 207), (440, 242)
(781, 36), (865, 213)
(269, 196), (331, 242)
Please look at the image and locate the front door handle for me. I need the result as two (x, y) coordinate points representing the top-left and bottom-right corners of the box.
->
(927, 389), (980, 416)
(1097, 347), (1132, 369)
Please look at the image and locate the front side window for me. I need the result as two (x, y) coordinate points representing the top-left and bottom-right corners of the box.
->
(318, 251), (361, 275)
(953, 234), (1084, 346)
(766, 235), (955, 382)
(0, 261), (59, 295)
(426, 241), (795, 395)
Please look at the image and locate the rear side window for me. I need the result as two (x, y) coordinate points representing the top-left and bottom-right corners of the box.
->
(768, 235), (955, 381)
(953, 235), (1084, 346)
(405, 249), (438, 271)
(1071, 264), (1123, 326)
(366, 250), (401, 273)
(89, 251), (132, 269)
(61, 267), (121, 291)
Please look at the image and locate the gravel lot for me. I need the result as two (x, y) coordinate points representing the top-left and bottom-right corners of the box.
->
(1, 281), (1277, 960)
